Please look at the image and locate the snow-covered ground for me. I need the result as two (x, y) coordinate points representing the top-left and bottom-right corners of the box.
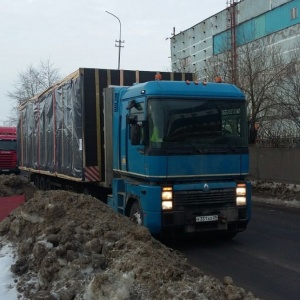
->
(253, 195), (300, 209)
(0, 243), (19, 299)
(1, 196), (299, 299)
(251, 180), (300, 209)
(0, 178), (299, 299)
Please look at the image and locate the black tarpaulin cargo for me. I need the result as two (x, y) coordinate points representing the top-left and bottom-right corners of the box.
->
(18, 68), (193, 185)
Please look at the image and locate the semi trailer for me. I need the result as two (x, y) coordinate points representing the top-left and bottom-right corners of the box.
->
(18, 68), (251, 238)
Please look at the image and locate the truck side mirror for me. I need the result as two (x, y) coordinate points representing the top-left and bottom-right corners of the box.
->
(126, 114), (138, 125)
(126, 100), (143, 111)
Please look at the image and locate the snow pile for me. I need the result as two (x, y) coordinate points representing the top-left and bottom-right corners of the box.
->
(0, 243), (19, 299)
(0, 174), (36, 199)
(252, 180), (300, 209)
(0, 175), (262, 299)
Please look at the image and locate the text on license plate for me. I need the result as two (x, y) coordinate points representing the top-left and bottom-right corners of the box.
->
(196, 215), (218, 222)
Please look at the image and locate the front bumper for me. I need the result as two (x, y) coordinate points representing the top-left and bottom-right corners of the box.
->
(161, 206), (249, 236)
(0, 167), (20, 175)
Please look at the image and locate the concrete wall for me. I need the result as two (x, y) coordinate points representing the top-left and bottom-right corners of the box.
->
(249, 146), (300, 184)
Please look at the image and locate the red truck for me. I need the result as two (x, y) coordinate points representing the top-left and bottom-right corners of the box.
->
(0, 127), (20, 174)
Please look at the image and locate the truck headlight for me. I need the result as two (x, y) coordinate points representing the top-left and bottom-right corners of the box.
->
(162, 201), (173, 210)
(162, 187), (173, 210)
(236, 183), (246, 206)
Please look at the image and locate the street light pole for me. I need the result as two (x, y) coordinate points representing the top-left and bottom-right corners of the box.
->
(105, 11), (124, 70)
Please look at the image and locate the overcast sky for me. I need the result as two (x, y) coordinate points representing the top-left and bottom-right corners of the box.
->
(0, 0), (226, 123)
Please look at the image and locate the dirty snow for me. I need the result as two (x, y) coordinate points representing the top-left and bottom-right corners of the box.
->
(252, 180), (300, 209)
(0, 174), (298, 300)
(0, 242), (20, 299)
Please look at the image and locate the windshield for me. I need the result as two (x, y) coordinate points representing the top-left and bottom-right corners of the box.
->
(0, 140), (17, 151)
(148, 98), (247, 153)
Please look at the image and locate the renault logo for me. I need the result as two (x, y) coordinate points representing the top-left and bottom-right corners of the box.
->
(203, 183), (209, 191)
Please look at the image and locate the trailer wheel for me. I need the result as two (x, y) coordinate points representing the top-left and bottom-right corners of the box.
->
(129, 201), (143, 226)
(40, 176), (46, 191)
(46, 177), (51, 190)
(33, 175), (40, 189)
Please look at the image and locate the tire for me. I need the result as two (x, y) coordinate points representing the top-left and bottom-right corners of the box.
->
(46, 177), (51, 190)
(129, 201), (143, 226)
(83, 186), (91, 195)
(40, 176), (46, 191)
(34, 175), (40, 189)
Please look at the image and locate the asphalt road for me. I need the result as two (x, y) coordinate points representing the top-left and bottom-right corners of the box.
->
(168, 204), (300, 300)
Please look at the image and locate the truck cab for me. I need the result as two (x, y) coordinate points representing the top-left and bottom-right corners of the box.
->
(107, 80), (251, 237)
(0, 127), (20, 174)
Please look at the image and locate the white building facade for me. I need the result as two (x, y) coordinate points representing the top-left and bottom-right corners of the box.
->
(171, 0), (300, 79)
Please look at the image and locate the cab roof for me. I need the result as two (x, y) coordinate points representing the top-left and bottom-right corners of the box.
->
(122, 80), (245, 100)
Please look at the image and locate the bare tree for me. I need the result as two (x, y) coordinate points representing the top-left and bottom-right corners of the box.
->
(237, 40), (288, 124)
(204, 52), (232, 83)
(172, 53), (197, 75)
(277, 41), (300, 131)
(5, 60), (61, 125)
(205, 37), (289, 138)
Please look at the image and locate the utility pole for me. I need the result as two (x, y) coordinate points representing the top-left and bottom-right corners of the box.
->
(105, 11), (125, 70)
(226, 0), (238, 84)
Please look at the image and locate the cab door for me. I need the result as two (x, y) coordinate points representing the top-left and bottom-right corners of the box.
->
(121, 99), (146, 175)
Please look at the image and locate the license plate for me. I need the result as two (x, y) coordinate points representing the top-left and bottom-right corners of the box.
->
(196, 215), (218, 222)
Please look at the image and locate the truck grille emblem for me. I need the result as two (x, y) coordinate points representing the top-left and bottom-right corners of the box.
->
(203, 183), (209, 191)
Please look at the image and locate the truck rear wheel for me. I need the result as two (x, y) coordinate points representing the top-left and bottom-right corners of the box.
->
(129, 201), (143, 226)
(83, 187), (90, 195)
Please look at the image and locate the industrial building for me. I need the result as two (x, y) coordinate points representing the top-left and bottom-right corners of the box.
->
(170, 0), (300, 80)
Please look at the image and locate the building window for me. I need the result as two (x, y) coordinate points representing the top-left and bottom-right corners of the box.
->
(291, 7), (298, 20)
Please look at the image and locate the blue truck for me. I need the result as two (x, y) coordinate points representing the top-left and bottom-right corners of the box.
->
(18, 68), (251, 238)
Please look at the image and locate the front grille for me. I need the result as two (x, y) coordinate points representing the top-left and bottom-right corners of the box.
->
(174, 188), (235, 209)
(0, 153), (15, 168)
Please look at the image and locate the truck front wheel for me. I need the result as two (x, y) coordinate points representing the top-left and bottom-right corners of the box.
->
(129, 201), (143, 226)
